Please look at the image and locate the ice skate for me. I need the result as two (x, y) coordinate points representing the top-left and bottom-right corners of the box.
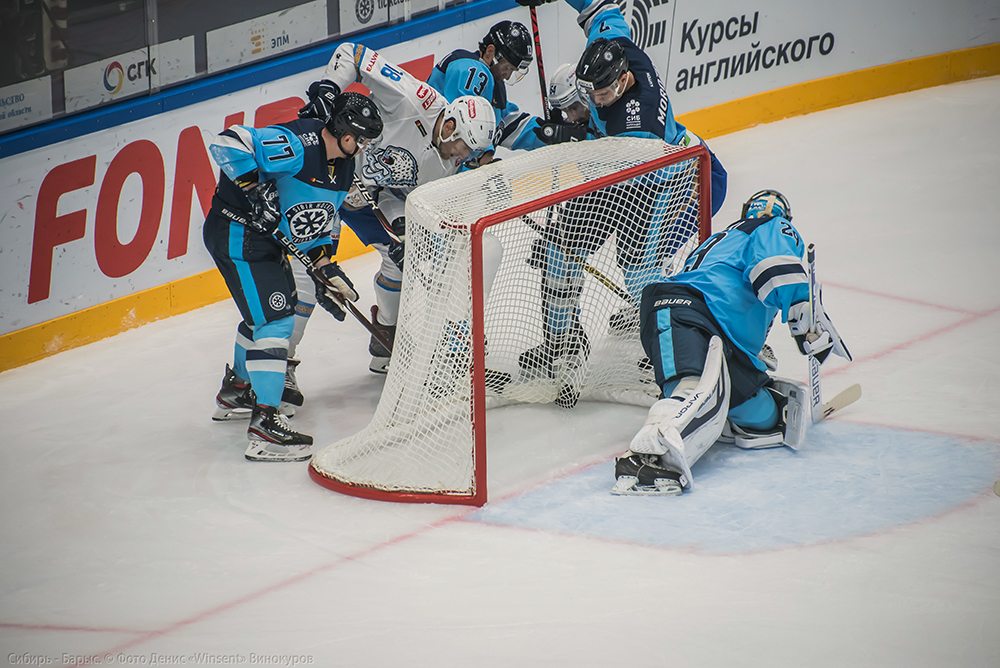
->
(212, 364), (256, 421)
(280, 358), (304, 416)
(245, 405), (313, 462)
(368, 305), (396, 374)
(611, 451), (685, 496)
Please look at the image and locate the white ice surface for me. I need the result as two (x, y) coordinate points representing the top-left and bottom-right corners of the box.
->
(2, 77), (999, 668)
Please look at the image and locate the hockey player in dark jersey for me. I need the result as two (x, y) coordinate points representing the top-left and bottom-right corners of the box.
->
(203, 93), (383, 461)
(513, 0), (729, 407)
(612, 191), (852, 495)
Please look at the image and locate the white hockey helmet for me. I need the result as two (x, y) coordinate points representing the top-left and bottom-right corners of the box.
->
(440, 95), (497, 152)
(549, 63), (585, 110)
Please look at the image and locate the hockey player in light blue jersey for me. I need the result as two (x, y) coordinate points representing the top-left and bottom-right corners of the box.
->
(612, 190), (852, 496)
(427, 19), (554, 161)
(203, 93), (383, 461)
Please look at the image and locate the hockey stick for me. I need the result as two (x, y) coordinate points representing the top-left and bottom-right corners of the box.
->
(272, 229), (394, 352)
(806, 244), (861, 422)
(529, 7), (549, 114)
(806, 244), (823, 423)
(522, 216), (633, 303)
(351, 174), (402, 244)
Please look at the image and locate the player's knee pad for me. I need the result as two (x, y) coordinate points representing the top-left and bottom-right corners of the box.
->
(629, 336), (730, 487)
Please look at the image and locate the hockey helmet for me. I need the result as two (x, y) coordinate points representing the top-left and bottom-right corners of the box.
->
(440, 95), (498, 152)
(741, 189), (792, 220)
(327, 92), (383, 144)
(480, 20), (533, 84)
(549, 63), (586, 110)
(576, 38), (628, 95)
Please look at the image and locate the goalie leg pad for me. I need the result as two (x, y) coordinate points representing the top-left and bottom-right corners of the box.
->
(628, 336), (730, 486)
(729, 377), (808, 450)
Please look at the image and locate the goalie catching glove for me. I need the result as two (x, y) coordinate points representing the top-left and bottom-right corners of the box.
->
(787, 294), (852, 363)
(298, 79), (342, 123)
(312, 262), (359, 321)
(244, 179), (282, 235)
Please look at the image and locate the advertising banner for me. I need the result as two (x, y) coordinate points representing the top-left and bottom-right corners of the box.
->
(207, 0), (330, 73)
(63, 37), (197, 113)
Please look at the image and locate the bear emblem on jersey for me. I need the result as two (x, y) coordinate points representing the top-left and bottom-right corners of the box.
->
(286, 202), (338, 242)
(362, 145), (419, 188)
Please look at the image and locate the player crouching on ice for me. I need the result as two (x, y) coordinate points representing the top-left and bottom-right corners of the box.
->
(204, 93), (383, 462)
(612, 190), (851, 496)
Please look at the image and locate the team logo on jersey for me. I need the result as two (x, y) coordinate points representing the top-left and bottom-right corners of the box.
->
(355, 0), (374, 24)
(362, 145), (419, 188)
(286, 202), (338, 242)
(625, 98), (641, 130)
(269, 292), (287, 312)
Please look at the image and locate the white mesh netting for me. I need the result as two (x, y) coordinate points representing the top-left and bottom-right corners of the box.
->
(310, 137), (711, 504)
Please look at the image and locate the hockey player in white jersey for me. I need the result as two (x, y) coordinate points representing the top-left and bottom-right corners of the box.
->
(299, 43), (498, 373)
(612, 190), (852, 495)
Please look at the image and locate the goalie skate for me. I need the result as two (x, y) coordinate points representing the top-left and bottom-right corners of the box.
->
(729, 377), (808, 451)
(611, 452), (686, 496)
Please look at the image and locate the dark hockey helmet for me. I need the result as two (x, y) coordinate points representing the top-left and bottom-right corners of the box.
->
(741, 189), (792, 220)
(480, 20), (533, 83)
(327, 92), (383, 143)
(575, 38), (628, 93)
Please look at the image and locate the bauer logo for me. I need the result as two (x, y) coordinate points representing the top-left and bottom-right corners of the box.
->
(103, 62), (124, 94)
(654, 297), (692, 308)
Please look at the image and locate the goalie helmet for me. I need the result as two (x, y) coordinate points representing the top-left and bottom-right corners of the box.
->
(741, 189), (792, 220)
(440, 95), (497, 152)
(480, 20), (533, 84)
(576, 38), (628, 94)
(549, 63), (586, 110)
(326, 92), (383, 143)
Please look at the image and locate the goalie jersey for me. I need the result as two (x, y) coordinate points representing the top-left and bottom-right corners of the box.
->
(322, 43), (463, 222)
(209, 118), (355, 255)
(666, 213), (809, 370)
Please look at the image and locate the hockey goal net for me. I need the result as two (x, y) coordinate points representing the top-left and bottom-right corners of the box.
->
(310, 137), (712, 505)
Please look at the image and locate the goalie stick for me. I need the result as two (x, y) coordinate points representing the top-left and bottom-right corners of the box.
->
(272, 229), (394, 352)
(807, 244), (860, 423)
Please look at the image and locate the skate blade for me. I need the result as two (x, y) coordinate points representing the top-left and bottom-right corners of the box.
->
(611, 475), (682, 496)
(212, 404), (253, 421)
(278, 401), (297, 417)
(369, 356), (390, 374)
(244, 438), (312, 462)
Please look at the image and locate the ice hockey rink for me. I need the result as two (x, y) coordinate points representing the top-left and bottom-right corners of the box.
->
(2, 75), (999, 667)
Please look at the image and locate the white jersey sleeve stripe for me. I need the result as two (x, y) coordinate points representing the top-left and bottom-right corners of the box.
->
(749, 255), (806, 301)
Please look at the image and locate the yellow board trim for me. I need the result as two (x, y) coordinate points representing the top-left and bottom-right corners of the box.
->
(3, 42), (999, 373)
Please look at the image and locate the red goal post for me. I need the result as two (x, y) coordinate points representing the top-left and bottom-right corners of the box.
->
(310, 137), (713, 506)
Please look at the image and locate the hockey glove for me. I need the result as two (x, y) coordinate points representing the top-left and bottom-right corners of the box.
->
(312, 262), (359, 322)
(298, 80), (342, 123)
(245, 179), (282, 235)
(787, 298), (852, 364)
(386, 216), (406, 270)
(533, 121), (588, 145)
